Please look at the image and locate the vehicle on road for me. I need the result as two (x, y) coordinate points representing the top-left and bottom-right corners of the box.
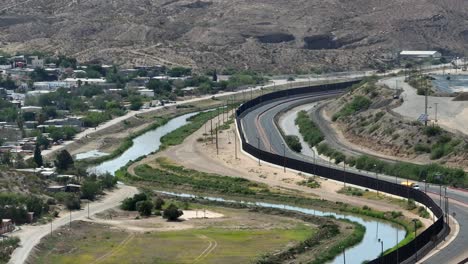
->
(401, 180), (420, 190)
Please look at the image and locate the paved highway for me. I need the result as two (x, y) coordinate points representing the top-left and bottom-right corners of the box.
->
(239, 87), (468, 264)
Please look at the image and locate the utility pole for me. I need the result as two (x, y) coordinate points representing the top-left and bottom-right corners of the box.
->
(424, 78), (428, 127)
(434, 103), (438, 124)
(69, 210), (72, 228)
(215, 123), (219, 155)
(257, 137), (261, 166)
(233, 129), (237, 159)
(210, 112), (213, 144)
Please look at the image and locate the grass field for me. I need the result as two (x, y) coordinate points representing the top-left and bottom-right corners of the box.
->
(33, 222), (314, 264)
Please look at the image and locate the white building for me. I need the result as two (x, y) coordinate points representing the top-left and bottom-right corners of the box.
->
(400, 51), (442, 59)
(64, 78), (107, 86)
(28, 56), (44, 69)
(33, 81), (71, 91)
(21, 106), (42, 113)
(138, 89), (155, 97)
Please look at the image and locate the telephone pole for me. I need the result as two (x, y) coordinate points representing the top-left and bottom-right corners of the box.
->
(424, 80), (428, 127)
(215, 123), (219, 155)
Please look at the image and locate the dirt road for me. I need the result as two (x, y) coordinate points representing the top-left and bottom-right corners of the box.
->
(7, 184), (138, 264)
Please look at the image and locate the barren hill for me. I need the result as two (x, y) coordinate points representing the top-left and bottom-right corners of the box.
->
(0, 0), (467, 72)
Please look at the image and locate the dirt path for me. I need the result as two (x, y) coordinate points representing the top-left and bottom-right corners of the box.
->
(8, 184), (138, 264)
(129, 112), (431, 227)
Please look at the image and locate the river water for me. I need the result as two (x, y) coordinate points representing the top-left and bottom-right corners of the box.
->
(87, 112), (199, 175)
(87, 111), (406, 263)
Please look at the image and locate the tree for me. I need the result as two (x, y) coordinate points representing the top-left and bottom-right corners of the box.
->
(65, 195), (81, 210)
(129, 96), (143, 110)
(120, 193), (148, 211)
(136, 200), (153, 217)
(81, 180), (100, 200)
(154, 197), (165, 210)
(99, 173), (117, 189)
(36, 134), (50, 149)
(33, 144), (43, 167)
(163, 204), (183, 221)
(55, 150), (74, 171)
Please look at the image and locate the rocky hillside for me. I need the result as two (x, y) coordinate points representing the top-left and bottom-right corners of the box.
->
(0, 0), (467, 72)
(326, 79), (468, 168)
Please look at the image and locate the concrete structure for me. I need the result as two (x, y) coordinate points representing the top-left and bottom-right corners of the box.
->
(400, 50), (442, 59)
(0, 219), (14, 234)
(28, 56), (44, 69)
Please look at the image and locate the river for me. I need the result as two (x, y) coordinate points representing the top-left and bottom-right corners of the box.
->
(87, 112), (199, 175)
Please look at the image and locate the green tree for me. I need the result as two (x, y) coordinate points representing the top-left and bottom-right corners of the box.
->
(81, 180), (100, 201)
(163, 204), (183, 221)
(65, 195), (81, 210)
(33, 144), (43, 167)
(36, 134), (50, 149)
(136, 200), (153, 217)
(154, 197), (165, 210)
(129, 96), (143, 110)
(99, 173), (117, 189)
(55, 150), (74, 171)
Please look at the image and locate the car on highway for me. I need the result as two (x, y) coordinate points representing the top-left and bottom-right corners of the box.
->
(401, 180), (420, 190)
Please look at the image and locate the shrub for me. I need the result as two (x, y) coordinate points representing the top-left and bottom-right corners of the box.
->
(121, 193), (148, 211)
(295, 110), (324, 147)
(163, 204), (183, 221)
(154, 197), (165, 210)
(424, 126), (442, 137)
(333, 96), (372, 120)
(65, 196), (81, 210)
(414, 144), (431, 153)
(285, 135), (302, 152)
(136, 200), (153, 217)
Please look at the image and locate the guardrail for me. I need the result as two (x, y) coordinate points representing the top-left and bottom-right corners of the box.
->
(236, 80), (449, 264)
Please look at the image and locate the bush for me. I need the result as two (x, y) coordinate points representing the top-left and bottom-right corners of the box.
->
(65, 196), (81, 210)
(121, 193), (148, 211)
(284, 135), (302, 152)
(136, 200), (153, 217)
(154, 197), (165, 210)
(163, 204), (183, 221)
(0, 237), (20, 263)
(414, 143), (431, 153)
(333, 96), (372, 121)
(424, 126), (442, 137)
(295, 110), (324, 147)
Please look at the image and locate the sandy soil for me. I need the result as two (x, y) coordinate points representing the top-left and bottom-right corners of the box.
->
(86, 209), (224, 232)
(128, 111), (432, 228)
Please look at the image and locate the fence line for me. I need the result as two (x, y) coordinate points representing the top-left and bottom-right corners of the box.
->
(236, 80), (449, 264)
